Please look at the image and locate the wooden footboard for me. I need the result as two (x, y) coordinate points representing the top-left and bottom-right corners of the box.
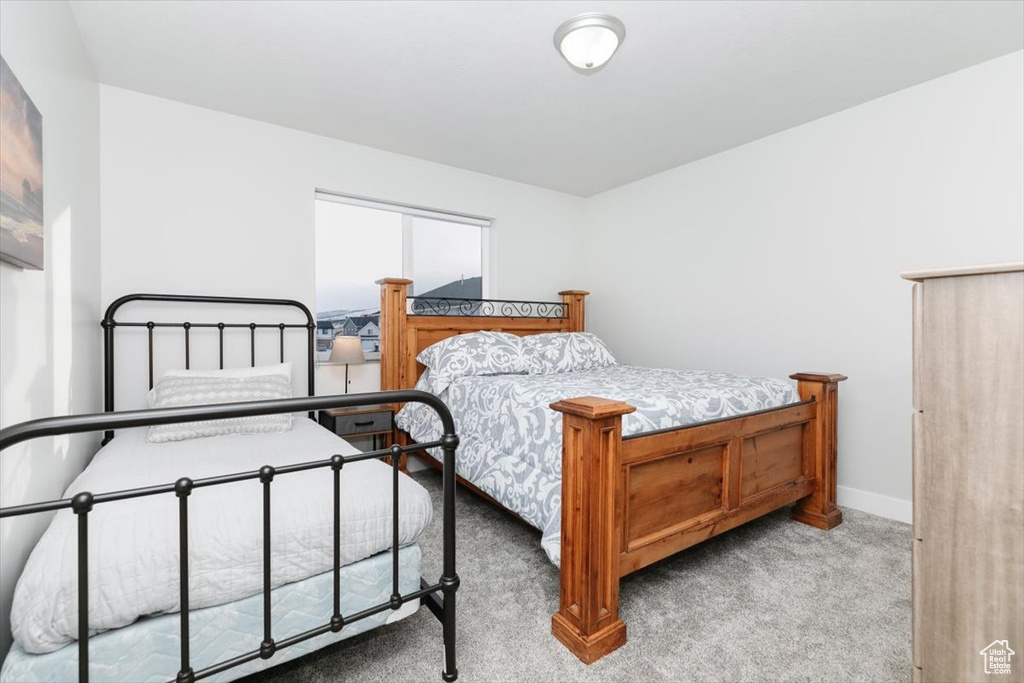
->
(550, 372), (846, 663)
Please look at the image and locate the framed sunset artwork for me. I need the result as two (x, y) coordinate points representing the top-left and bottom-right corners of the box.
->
(0, 54), (44, 270)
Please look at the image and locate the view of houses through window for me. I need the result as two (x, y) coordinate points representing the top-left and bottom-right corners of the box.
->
(314, 195), (486, 360)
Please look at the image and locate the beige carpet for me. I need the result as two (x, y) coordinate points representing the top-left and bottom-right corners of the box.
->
(247, 468), (911, 683)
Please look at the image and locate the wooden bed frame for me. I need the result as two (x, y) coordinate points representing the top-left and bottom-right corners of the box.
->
(377, 278), (845, 663)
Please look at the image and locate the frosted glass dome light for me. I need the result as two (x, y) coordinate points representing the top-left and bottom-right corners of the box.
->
(554, 13), (626, 74)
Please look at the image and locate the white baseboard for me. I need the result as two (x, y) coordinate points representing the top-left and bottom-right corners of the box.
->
(837, 485), (912, 524)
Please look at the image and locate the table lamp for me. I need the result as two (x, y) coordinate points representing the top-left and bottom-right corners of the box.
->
(329, 335), (366, 394)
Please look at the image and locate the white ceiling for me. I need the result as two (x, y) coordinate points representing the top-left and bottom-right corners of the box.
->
(70, 1), (1023, 197)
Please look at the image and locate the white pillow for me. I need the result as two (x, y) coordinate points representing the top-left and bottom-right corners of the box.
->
(521, 332), (617, 374)
(146, 372), (293, 443)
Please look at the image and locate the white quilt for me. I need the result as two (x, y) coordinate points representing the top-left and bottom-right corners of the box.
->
(11, 419), (433, 654)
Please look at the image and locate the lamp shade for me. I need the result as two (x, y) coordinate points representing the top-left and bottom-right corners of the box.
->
(329, 336), (366, 365)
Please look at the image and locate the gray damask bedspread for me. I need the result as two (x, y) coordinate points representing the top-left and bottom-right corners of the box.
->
(396, 365), (799, 565)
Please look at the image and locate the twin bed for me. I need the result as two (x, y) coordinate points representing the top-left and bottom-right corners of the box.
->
(378, 278), (845, 663)
(0, 294), (460, 682)
(3, 421), (430, 681)
(0, 283), (844, 679)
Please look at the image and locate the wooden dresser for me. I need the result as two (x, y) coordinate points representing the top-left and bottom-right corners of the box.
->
(903, 263), (1024, 683)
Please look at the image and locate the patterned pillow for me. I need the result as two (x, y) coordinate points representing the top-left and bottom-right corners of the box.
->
(417, 331), (527, 393)
(521, 332), (617, 374)
(147, 374), (293, 443)
(147, 362), (293, 407)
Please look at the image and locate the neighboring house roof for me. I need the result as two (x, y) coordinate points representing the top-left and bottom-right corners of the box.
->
(980, 641), (1016, 654)
(337, 319), (359, 334)
(416, 276), (482, 299)
(345, 315), (377, 330)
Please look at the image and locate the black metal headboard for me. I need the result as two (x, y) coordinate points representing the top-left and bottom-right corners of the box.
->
(101, 293), (316, 442)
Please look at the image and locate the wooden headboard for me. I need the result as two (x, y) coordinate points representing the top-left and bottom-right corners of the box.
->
(377, 278), (588, 391)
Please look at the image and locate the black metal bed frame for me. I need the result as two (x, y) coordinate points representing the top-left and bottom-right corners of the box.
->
(0, 294), (460, 683)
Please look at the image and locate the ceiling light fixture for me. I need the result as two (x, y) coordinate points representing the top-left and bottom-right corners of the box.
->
(554, 13), (626, 74)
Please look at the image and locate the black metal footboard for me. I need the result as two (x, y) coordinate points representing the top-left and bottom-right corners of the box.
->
(0, 390), (459, 683)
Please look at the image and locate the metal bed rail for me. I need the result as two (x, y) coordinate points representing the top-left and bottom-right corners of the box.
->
(0, 390), (459, 683)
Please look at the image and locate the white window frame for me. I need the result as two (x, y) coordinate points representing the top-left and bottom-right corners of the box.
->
(315, 190), (492, 298)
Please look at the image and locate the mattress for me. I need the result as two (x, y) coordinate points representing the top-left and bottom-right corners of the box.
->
(397, 364), (799, 564)
(10, 419), (433, 654)
(1, 545), (423, 683)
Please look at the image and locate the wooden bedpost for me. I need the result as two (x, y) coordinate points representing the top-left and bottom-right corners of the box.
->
(377, 278), (411, 392)
(549, 396), (636, 663)
(559, 290), (589, 332)
(789, 372), (847, 530)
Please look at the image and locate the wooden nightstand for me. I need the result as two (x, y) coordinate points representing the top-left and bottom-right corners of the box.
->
(319, 404), (401, 467)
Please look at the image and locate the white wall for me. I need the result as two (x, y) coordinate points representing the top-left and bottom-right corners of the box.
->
(583, 52), (1024, 519)
(98, 85), (586, 401)
(0, 0), (102, 658)
(99, 53), (1024, 518)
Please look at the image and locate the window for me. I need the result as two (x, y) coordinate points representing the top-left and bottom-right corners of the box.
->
(314, 193), (489, 360)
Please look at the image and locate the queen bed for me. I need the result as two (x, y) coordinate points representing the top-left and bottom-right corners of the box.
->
(398, 365), (801, 565)
(377, 278), (845, 664)
(0, 294), (460, 682)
